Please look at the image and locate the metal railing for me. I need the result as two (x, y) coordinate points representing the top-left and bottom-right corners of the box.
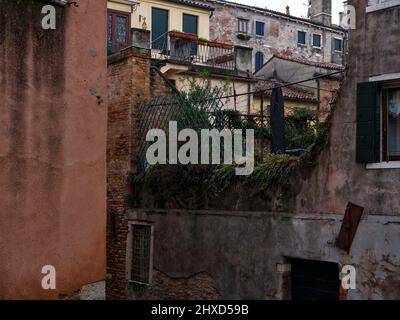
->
(151, 32), (235, 70)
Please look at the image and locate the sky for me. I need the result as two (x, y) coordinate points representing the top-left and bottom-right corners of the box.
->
(231, 0), (344, 25)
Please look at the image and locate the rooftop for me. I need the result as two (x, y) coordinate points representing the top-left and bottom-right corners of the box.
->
(267, 53), (346, 71)
(254, 79), (317, 103)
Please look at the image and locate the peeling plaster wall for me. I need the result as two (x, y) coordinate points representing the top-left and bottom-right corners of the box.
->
(208, 1), (346, 72)
(0, 0), (107, 299)
(295, 0), (400, 216)
(126, 209), (400, 300)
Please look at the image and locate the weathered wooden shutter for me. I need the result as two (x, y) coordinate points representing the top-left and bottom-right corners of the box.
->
(356, 81), (380, 163)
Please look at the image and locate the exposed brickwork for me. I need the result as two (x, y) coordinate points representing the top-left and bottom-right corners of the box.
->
(150, 66), (176, 96)
(127, 270), (222, 300)
(107, 47), (151, 300)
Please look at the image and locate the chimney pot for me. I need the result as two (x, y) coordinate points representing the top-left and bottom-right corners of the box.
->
(286, 5), (290, 15)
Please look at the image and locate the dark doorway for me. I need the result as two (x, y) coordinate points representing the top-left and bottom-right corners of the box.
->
(152, 8), (169, 51)
(291, 258), (340, 300)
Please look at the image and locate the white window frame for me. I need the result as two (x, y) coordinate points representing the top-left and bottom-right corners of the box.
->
(312, 33), (323, 49)
(333, 37), (343, 52)
(238, 18), (249, 34)
(126, 221), (154, 285)
(297, 30), (307, 46)
(254, 20), (266, 37)
(366, 73), (400, 169)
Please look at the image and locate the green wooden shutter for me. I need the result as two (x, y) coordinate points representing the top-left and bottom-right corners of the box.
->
(356, 81), (380, 163)
(183, 14), (198, 35)
(152, 8), (169, 50)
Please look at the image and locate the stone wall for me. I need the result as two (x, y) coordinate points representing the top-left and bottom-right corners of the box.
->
(208, 0), (346, 71)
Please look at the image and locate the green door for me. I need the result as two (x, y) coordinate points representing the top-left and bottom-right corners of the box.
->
(183, 14), (198, 54)
(152, 8), (169, 51)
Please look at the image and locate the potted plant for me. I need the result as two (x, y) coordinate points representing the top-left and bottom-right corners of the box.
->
(169, 30), (198, 41)
(197, 37), (208, 46)
(207, 40), (232, 49)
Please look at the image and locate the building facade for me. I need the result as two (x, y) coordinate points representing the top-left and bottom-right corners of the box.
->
(206, 0), (347, 73)
(106, 0), (400, 300)
(107, 0), (256, 114)
(0, 0), (107, 299)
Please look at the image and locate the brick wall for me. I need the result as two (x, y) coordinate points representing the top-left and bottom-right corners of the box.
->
(150, 65), (176, 96)
(107, 47), (151, 299)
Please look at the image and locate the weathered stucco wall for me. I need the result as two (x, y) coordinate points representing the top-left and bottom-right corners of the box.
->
(126, 209), (400, 300)
(0, 0), (107, 299)
(208, 0), (346, 71)
(295, 0), (400, 215)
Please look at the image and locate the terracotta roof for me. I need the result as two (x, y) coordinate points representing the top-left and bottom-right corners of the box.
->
(164, 0), (214, 10)
(254, 79), (317, 103)
(271, 53), (346, 71)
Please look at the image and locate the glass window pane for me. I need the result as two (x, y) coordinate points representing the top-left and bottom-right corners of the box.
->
(313, 34), (321, 47)
(334, 39), (342, 51)
(388, 89), (400, 157)
(298, 31), (306, 45)
(256, 21), (265, 36)
(108, 14), (113, 42)
(117, 16), (127, 44)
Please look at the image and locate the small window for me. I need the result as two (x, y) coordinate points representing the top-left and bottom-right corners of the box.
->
(238, 18), (249, 33)
(130, 224), (152, 284)
(298, 31), (306, 45)
(255, 51), (264, 72)
(312, 34), (322, 48)
(255, 21), (265, 36)
(334, 38), (343, 52)
(108, 10), (131, 55)
(383, 87), (400, 160)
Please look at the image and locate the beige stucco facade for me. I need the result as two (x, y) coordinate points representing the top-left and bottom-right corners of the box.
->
(108, 0), (211, 39)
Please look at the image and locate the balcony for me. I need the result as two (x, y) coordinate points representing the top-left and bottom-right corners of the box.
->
(151, 31), (236, 70)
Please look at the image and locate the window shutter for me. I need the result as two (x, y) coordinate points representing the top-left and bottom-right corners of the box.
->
(356, 81), (380, 163)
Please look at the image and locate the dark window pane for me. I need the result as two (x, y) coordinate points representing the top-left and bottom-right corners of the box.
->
(255, 21), (265, 36)
(108, 14), (113, 42)
(334, 38), (342, 51)
(131, 225), (152, 284)
(298, 31), (306, 45)
(313, 34), (321, 47)
(255, 51), (264, 71)
(116, 16), (127, 44)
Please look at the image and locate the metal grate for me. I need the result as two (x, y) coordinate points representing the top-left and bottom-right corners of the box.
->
(131, 225), (152, 284)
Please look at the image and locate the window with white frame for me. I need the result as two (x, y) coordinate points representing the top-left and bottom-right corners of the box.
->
(238, 18), (249, 33)
(356, 79), (400, 164)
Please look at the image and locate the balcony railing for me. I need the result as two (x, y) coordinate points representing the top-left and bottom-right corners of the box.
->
(151, 31), (235, 70)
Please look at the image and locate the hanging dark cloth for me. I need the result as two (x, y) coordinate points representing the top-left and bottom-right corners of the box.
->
(270, 83), (286, 153)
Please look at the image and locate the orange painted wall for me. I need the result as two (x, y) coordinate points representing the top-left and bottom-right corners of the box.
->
(0, 0), (107, 299)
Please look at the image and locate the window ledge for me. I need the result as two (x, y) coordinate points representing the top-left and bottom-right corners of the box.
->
(366, 161), (400, 169)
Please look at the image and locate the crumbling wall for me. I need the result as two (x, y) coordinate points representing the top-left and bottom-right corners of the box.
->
(209, 2), (346, 71)
(107, 47), (151, 299)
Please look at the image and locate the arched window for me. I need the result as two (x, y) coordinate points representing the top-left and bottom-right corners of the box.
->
(255, 52), (264, 72)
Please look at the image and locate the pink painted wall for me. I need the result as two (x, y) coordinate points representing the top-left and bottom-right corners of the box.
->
(0, 0), (107, 299)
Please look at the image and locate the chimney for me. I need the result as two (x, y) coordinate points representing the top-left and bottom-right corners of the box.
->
(308, 0), (332, 26)
(286, 5), (290, 15)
